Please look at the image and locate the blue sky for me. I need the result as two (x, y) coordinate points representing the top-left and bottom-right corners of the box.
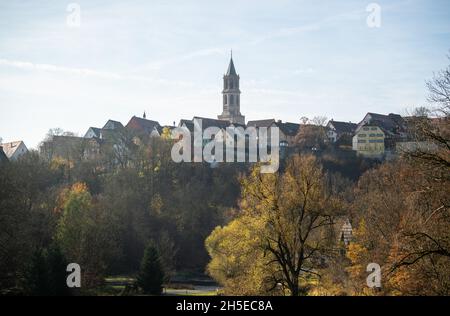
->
(0, 0), (449, 148)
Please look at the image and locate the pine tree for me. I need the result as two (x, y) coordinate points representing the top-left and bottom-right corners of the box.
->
(47, 244), (70, 296)
(23, 249), (50, 295)
(137, 243), (164, 295)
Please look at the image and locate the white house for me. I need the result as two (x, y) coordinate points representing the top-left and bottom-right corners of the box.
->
(0, 141), (28, 160)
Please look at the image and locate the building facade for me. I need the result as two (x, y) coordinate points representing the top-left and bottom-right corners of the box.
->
(352, 125), (385, 158)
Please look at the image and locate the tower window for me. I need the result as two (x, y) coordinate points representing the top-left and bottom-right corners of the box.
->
(229, 95), (234, 105)
(223, 95), (227, 104)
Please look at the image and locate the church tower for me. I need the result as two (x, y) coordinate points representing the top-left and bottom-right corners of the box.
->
(218, 52), (245, 125)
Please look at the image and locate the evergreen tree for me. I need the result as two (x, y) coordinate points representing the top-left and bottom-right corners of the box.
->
(137, 243), (164, 295)
(23, 249), (50, 295)
(47, 244), (70, 296)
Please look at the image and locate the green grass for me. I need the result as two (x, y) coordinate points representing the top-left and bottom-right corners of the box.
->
(184, 290), (217, 296)
(104, 276), (136, 283)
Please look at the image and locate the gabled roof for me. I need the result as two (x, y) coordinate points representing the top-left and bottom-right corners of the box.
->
(84, 127), (102, 138)
(358, 112), (406, 135)
(0, 141), (27, 158)
(247, 119), (276, 128)
(126, 116), (160, 134)
(193, 117), (230, 129)
(179, 119), (194, 132)
(276, 122), (300, 136)
(103, 120), (124, 130)
(327, 121), (357, 134)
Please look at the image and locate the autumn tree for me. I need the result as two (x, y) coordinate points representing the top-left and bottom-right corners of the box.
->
(56, 182), (118, 287)
(207, 155), (344, 296)
(347, 159), (450, 295)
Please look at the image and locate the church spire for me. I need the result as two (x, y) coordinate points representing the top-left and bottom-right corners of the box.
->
(218, 52), (245, 125)
(226, 50), (237, 76)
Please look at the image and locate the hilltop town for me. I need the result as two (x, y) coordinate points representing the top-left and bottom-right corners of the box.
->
(0, 56), (430, 164)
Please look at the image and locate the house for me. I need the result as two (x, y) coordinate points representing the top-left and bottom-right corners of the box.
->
(0, 141), (28, 160)
(339, 218), (353, 246)
(126, 116), (161, 136)
(102, 119), (124, 130)
(247, 119), (300, 147)
(326, 120), (357, 144)
(178, 119), (195, 133)
(357, 112), (407, 149)
(276, 121), (300, 146)
(0, 146), (9, 164)
(84, 120), (124, 139)
(351, 112), (409, 158)
(84, 127), (102, 139)
(352, 125), (385, 158)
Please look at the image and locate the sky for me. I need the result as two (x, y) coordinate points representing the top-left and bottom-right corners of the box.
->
(0, 0), (449, 149)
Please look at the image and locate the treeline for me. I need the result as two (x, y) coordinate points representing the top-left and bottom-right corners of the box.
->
(0, 126), (380, 295)
(0, 133), (245, 294)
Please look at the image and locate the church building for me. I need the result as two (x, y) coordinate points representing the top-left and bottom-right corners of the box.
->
(218, 53), (245, 125)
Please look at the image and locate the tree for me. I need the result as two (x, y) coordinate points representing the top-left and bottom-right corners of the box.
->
(294, 124), (327, 150)
(46, 244), (71, 296)
(387, 58), (450, 293)
(206, 214), (280, 295)
(23, 249), (50, 295)
(347, 159), (450, 295)
(56, 182), (118, 287)
(206, 155), (344, 296)
(22, 244), (70, 296)
(137, 243), (164, 295)
(0, 152), (62, 292)
(312, 116), (328, 126)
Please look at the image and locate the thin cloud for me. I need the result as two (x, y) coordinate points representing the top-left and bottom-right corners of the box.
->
(249, 8), (364, 45)
(0, 58), (195, 88)
(0, 58), (123, 80)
